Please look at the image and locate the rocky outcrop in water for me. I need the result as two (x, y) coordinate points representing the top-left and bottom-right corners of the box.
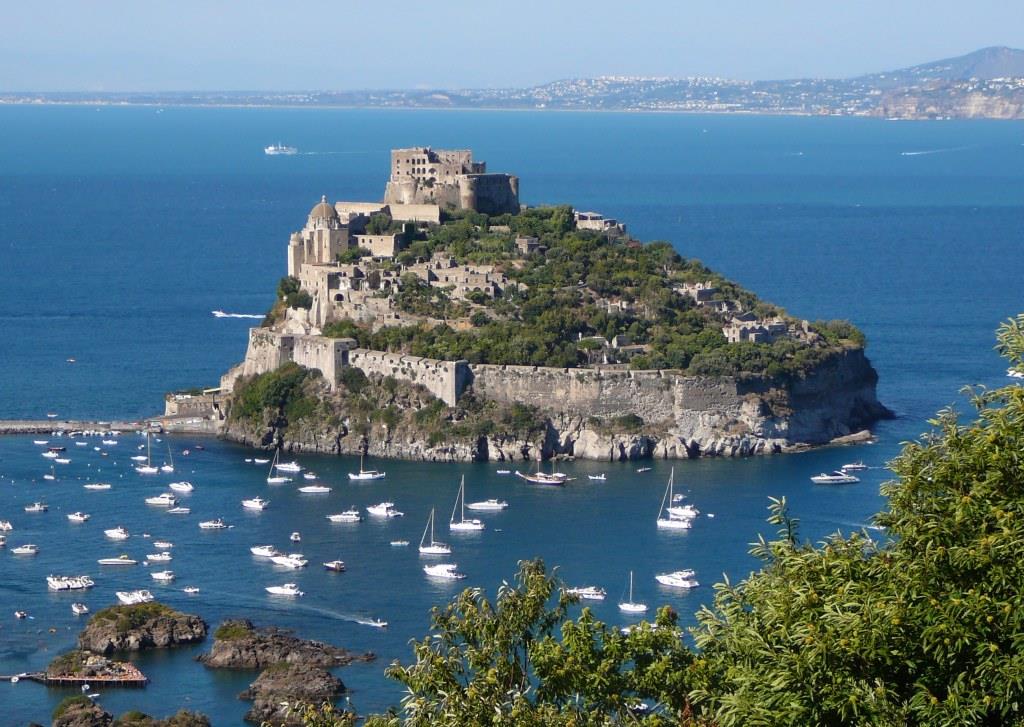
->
(240, 663), (345, 726)
(51, 699), (209, 727)
(78, 603), (207, 655)
(198, 619), (373, 669)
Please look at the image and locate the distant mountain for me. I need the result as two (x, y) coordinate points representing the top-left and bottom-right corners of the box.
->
(4, 48), (1024, 120)
(861, 46), (1024, 87)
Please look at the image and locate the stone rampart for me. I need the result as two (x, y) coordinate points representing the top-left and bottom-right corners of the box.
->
(348, 349), (468, 406)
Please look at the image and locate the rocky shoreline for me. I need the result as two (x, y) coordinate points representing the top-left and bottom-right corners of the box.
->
(78, 603), (207, 655)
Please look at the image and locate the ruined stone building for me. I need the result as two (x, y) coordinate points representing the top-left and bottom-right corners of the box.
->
(383, 147), (520, 215)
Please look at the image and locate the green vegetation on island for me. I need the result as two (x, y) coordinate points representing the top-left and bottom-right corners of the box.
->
(282, 317), (1024, 725)
(287, 206), (868, 380)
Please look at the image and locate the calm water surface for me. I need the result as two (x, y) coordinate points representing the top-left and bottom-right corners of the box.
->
(0, 107), (1022, 724)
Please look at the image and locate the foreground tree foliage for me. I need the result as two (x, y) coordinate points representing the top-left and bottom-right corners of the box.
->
(297, 317), (1024, 725)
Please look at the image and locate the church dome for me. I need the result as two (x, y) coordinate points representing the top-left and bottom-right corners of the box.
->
(309, 195), (338, 221)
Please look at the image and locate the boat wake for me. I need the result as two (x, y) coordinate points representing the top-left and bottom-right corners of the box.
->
(211, 310), (263, 319)
(899, 146), (970, 157)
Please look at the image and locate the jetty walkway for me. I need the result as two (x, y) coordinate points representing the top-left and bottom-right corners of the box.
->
(0, 420), (149, 435)
(0, 671), (148, 687)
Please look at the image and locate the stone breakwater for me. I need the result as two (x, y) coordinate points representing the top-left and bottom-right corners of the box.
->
(221, 344), (890, 462)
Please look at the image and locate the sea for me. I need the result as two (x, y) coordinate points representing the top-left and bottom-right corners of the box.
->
(0, 106), (1022, 725)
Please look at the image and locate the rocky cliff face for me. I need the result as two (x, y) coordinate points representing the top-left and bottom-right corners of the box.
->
(78, 605), (207, 655)
(240, 663), (345, 726)
(51, 701), (209, 727)
(198, 619), (373, 669)
(222, 347), (889, 462)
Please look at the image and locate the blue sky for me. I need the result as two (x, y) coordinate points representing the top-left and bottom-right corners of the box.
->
(2, 1), (1023, 91)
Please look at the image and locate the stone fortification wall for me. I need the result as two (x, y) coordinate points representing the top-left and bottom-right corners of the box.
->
(348, 349), (468, 406)
(461, 174), (520, 216)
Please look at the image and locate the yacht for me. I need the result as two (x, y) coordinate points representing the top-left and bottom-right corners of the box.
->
(656, 469), (693, 530)
(25, 502), (48, 513)
(298, 485), (331, 494)
(159, 442), (175, 473)
(43, 467), (56, 481)
(275, 460), (303, 473)
(496, 469), (511, 475)
(42, 450), (59, 459)
(131, 455), (148, 462)
(303, 472), (317, 480)
(323, 560), (346, 572)
(367, 502), (403, 517)
(167, 506), (191, 514)
(145, 493), (178, 507)
(47, 575), (95, 591)
(266, 449), (292, 484)
(390, 540), (409, 547)
(168, 481), (194, 493)
(348, 453), (386, 481)
(67, 512), (90, 523)
(636, 467), (652, 473)
(135, 432), (159, 474)
(618, 572), (648, 613)
(465, 498), (509, 511)
(266, 583), (304, 596)
(146, 552), (172, 563)
(242, 496), (270, 510)
(564, 586), (607, 601)
(15, 610), (28, 619)
(12, 544), (39, 555)
(423, 563), (466, 580)
(104, 526), (130, 540)
(514, 462), (568, 485)
(290, 531), (301, 542)
(449, 476), (484, 531)
(83, 483), (111, 491)
(264, 143), (298, 156)
(116, 590), (153, 605)
(183, 586), (200, 595)
(250, 545), (281, 557)
(54, 457), (71, 464)
(810, 470), (860, 485)
(667, 501), (700, 520)
(253, 457), (270, 464)
(150, 570), (175, 582)
(840, 461), (868, 471)
(270, 553), (308, 568)
(153, 541), (173, 549)
(326, 509), (363, 523)
(98, 555), (137, 566)
(34, 439), (48, 445)
(71, 603), (89, 616)
(102, 439), (118, 445)
(655, 570), (700, 589)
(588, 474), (607, 481)
(419, 508), (452, 555)
(198, 518), (228, 529)
(0, 520), (12, 531)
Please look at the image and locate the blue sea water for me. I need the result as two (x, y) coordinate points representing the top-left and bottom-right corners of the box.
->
(0, 107), (1022, 724)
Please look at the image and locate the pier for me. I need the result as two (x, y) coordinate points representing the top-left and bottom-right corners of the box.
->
(0, 420), (149, 435)
(0, 671), (148, 687)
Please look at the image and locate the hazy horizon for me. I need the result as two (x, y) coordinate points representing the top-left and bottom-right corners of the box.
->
(3, 1), (1024, 92)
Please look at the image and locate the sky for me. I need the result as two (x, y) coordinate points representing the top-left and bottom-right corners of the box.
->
(2, 1), (1023, 91)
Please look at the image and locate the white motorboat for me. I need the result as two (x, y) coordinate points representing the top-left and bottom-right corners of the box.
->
(266, 449), (292, 484)
(449, 476), (484, 531)
(667, 502), (700, 520)
(168, 481), (194, 493)
(266, 583), (304, 596)
(496, 469), (511, 475)
(250, 545), (281, 557)
(166, 507), (191, 514)
(636, 467), (652, 473)
(326, 509), (363, 523)
(367, 502), (403, 517)
(264, 143), (298, 156)
(0, 535), (5, 547)
(657, 468), (693, 530)
(423, 563), (466, 580)
(54, 457), (71, 464)
(25, 502), (48, 513)
(303, 472), (317, 480)
(145, 493), (178, 507)
(146, 552), (172, 562)
(655, 570), (700, 589)
(183, 586), (200, 594)
(419, 508), (452, 555)
(298, 485), (331, 494)
(840, 461), (868, 471)
(135, 432), (159, 474)
(47, 573), (95, 593)
(42, 451), (59, 459)
(348, 453), (386, 480)
(465, 498), (509, 511)
(618, 571), (648, 613)
(198, 518), (227, 529)
(565, 586), (606, 601)
(33, 440), (48, 445)
(153, 541), (173, 549)
(150, 570), (175, 582)
(43, 467), (56, 481)
(130, 455), (148, 462)
(15, 610), (28, 618)
(389, 540), (409, 547)
(83, 483), (111, 490)
(365, 618), (388, 628)
(270, 553), (308, 568)
(98, 555), (137, 566)
(71, 603), (89, 616)
(104, 526), (130, 540)
(102, 439), (118, 445)
(116, 589), (153, 605)
(242, 496), (270, 510)
(12, 544), (39, 555)
(67, 511), (90, 523)
(290, 531), (301, 542)
(810, 470), (860, 485)
(588, 474), (607, 481)
(275, 460), (303, 473)
(75, 441), (88, 447)
(253, 458), (270, 464)
(323, 560), (346, 571)
(0, 520), (12, 531)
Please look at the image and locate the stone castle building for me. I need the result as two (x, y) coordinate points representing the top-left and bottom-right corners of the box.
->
(383, 147), (520, 215)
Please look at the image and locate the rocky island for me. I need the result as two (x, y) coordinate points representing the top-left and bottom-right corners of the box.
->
(78, 602), (207, 655)
(167, 148), (890, 461)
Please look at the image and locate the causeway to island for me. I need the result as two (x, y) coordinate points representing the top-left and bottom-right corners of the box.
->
(162, 147), (890, 462)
